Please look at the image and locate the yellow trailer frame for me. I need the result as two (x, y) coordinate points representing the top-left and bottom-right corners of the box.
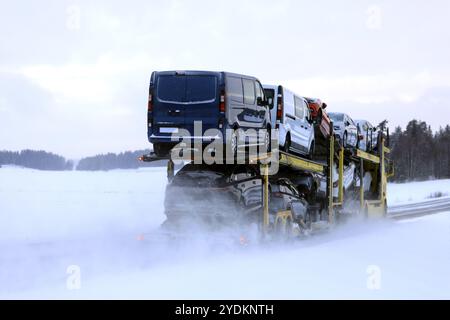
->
(259, 134), (335, 233)
(355, 136), (391, 218)
(259, 132), (392, 234)
(259, 154), (328, 234)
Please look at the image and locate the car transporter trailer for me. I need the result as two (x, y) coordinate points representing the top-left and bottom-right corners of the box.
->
(140, 125), (393, 240)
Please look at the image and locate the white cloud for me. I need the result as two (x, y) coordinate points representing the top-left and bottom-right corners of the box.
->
(283, 70), (444, 105)
(21, 64), (112, 104)
(19, 53), (173, 105)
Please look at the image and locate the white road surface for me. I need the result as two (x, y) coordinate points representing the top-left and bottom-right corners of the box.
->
(0, 167), (449, 299)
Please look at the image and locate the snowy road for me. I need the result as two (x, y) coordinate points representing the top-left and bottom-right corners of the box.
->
(0, 167), (449, 299)
(388, 196), (450, 219)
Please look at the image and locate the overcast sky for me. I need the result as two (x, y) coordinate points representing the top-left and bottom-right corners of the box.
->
(1, 0), (450, 158)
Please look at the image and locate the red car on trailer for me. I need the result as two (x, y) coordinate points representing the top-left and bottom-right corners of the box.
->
(305, 97), (331, 140)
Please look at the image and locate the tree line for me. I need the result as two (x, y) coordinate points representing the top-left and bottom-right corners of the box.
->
(389, 120), (450, 182)
(0, 150), (73, 171)
(0, 149), (164, 171)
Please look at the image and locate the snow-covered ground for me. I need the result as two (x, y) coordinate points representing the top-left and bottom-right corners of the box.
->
(388, 179), (450, 205)
(0, 167), (449, 299)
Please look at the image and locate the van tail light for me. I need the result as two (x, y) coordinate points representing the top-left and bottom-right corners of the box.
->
(276, 93), (283, 121)
(219, 89), (226, 113)
(147, 88), (154, 112)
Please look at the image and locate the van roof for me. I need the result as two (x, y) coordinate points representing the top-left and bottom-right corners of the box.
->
(153, 70), (259, 81)
(263, 84), (303, 99)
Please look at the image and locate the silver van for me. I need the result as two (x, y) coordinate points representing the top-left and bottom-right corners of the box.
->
(263, 85), (315, 158)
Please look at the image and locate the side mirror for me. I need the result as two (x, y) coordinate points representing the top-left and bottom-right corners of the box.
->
(322, 103), (327, 109)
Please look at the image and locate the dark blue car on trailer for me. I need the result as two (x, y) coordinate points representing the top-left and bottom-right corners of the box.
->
(147, 70), (271, 157)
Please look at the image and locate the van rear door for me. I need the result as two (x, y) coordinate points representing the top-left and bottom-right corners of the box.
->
(183, 73), (220, 136)
(154, 72), (220, 138)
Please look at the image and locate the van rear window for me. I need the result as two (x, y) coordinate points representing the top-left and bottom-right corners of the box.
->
(157, 75), (217, 103)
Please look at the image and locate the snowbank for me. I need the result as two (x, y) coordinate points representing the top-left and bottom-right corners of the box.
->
(388, 179), (450, 205)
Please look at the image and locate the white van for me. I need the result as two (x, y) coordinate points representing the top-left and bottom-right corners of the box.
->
(263, 85), (315, 158)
